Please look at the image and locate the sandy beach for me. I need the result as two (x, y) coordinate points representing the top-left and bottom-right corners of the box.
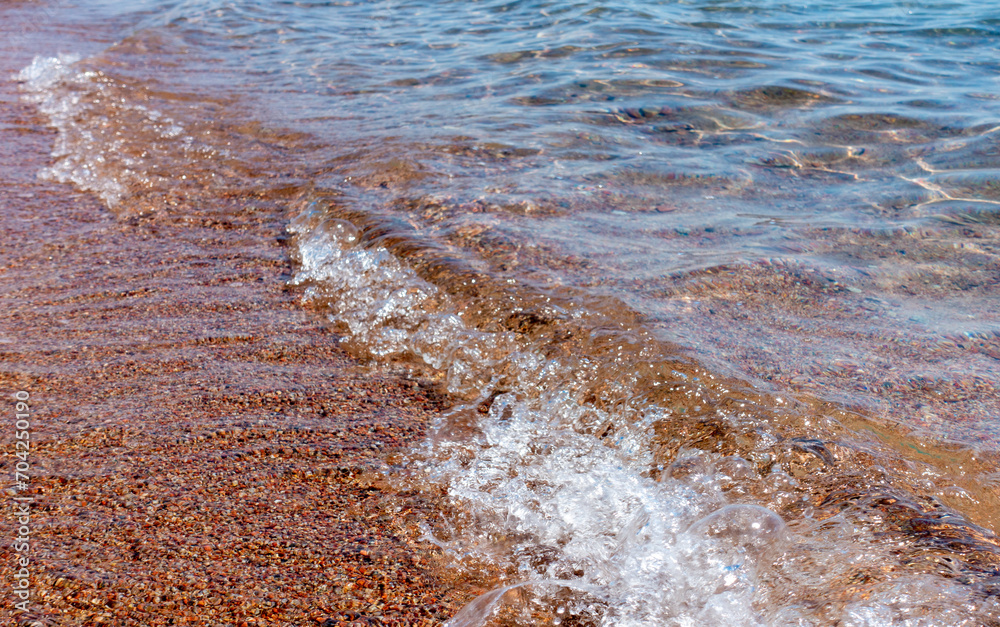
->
(8, 0), (1000, 623)
(0, 51), (488, 626)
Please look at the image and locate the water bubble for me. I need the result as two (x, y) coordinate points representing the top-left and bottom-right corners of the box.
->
(316, 217), (359, 246)
(686, 504), (787, 558)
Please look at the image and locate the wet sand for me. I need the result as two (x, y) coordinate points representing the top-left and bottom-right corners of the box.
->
(7, 4), (1000, 624)
(0, 56), (486, 626)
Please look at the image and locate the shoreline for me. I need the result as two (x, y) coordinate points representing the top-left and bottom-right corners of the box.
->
(0, 53), (486, 625)
(6, 3), (1000, 623)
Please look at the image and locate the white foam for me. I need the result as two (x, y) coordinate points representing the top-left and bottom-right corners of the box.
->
(15, 53), (81, 90)
(16, 54), (191, 208)
(290, 210), (999, 626)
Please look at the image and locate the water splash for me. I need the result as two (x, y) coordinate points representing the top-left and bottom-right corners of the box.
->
(289, 200), (1000, 626)
(14, 53), (238, 213)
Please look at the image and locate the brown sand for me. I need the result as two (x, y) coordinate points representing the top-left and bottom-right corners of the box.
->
(0, 52), (487, 627)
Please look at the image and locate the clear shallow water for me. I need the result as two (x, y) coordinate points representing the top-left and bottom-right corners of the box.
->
(10, 0), (1000, 623)
(101, 0), (1000, 443)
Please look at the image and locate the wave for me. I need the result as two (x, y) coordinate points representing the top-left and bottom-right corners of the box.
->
(18, 48), (1000, 625)
(288, 194), (1000, 625)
